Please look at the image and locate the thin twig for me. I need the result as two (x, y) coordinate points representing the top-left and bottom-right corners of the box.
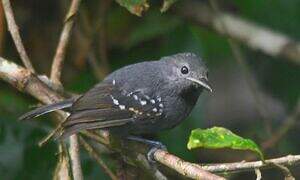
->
(53, 144), (72, 180)
(209, 0), (273, 135)
(0, 2), (5, 54)
(80, 130), (110, 146)
(97, 0), (111, 78)
(262, 99), (300, 149)
(177, 1), (300, 65)
(254, 168), (262, 180)
(75, 2), (111, 80)
(268, 162), (295, 180)
(201, 154), (300, 173)
(51, 0), (81, 85)
(69, 135), (83, 180)
(1, 0), (35, 72)
(79, 136), (118, 180)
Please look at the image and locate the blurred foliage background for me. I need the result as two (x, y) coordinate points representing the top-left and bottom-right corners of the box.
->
(0, 0), (299, 179)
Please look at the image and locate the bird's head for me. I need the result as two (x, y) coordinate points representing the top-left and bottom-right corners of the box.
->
(160, 52), (212, 95)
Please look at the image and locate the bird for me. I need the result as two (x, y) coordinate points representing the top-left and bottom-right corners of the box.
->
(19, 52), (212, 159)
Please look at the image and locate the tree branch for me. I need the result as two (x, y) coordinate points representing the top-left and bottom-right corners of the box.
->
(0, 2), (5, 54)
(201, 154), (300, 173)
(255, 168), (262, 180)
(50, 0), (81, 85)
(154, 149), (225, 180)
(79, 137), (118, 180)
(177, 1), (300, 65)
(0, 57), (80, 179)
(69, 135), (83, 180)
(53, 144), (72, 180)
(1, 0), (35, 72)
(0, 57), (63, 104)
(49, 1), (83, 178)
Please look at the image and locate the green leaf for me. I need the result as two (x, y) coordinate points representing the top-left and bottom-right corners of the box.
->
(161, 0), (178, 12)
(115, 0), (149, 16)
(187, 127), (264, 160)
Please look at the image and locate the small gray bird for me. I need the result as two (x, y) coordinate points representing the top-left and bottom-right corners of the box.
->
(20, 52), (212, 155)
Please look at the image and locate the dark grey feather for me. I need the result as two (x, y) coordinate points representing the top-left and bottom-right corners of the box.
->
(19, 98), (75, 121)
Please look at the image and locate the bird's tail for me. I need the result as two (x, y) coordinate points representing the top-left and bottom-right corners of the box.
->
(19, 98), (75, 121)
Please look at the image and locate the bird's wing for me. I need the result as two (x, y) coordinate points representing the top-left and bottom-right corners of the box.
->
(59, 83), (164, 138)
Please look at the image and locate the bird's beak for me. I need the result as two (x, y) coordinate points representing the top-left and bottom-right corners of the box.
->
(186, 77), (213, 92)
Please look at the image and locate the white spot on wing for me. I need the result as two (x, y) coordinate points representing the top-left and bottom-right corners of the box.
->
(112, 79), (116, 85)
(119, 105), (125, 110)
(159, 103), (164, 108)
(110, 95), (119, 105)
(127, 92), (134, 96)
(150, 99), (155, 104)
(140, 100), (147, 105)
(155, 112), (162, 116)
(133, 95), (138, 100)
(157, 97), (162, 102)
(152, 108), (158, 112)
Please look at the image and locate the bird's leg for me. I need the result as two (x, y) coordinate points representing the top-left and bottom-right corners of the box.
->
(126, 136), (167, 163)
(127, 136), (166, 149)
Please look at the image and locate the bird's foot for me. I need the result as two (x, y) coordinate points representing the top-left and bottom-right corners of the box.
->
(127, 136), (167, 163)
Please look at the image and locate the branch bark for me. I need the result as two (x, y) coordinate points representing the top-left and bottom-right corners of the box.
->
(1, 0), (35, 72)
(69, 135), (83, 180)
(177, 1), (300, 65)
(49, 1), (83, 177)
(0, 2), (5, 54)
(201, 154), (300, 173)
(50, 0), (81, 85)
(53, 144), (72, 180)
(154, 149), (225, 180)
(0, 57), (82, 179)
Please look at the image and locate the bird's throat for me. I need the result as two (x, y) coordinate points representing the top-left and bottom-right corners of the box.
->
(181, 87), (202, 107)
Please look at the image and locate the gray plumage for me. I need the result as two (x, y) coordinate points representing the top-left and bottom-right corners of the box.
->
(19, 52), (211, 138)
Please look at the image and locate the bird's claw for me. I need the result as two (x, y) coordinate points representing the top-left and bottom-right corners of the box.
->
(146, 142), (167, 163)
(126, 136), (167, 163)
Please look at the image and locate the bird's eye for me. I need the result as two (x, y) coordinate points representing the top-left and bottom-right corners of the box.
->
(181, 66), (189, 74)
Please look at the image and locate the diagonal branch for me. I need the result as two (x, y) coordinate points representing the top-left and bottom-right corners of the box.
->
(0, 57), (82, 180)
(177, 1), (300, 65)
(1, 0), (35, 72)
(50, 0), (81, 85)
(154, 149), (225, 180)
(79, 137), (118, 180)
(262, 99), (300, 150)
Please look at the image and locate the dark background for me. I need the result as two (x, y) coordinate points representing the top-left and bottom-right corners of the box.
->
(0, 0), (299, 179)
